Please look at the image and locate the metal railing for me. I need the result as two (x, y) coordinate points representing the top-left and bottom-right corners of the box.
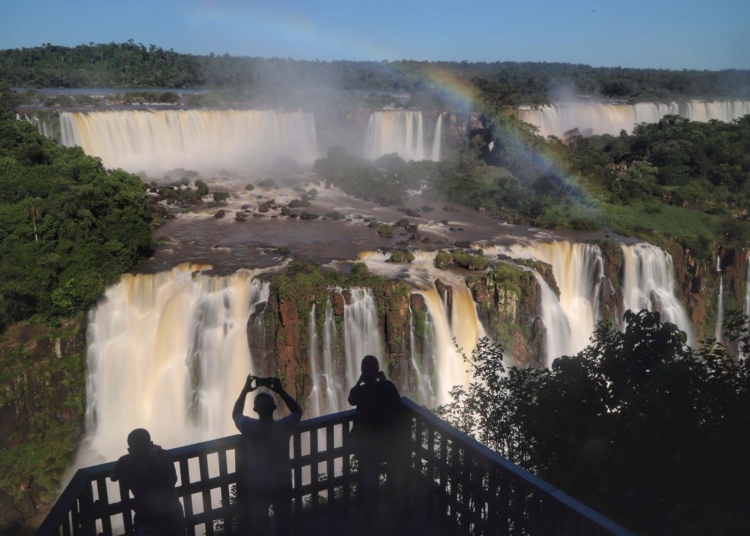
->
(37, 399), (633, 536)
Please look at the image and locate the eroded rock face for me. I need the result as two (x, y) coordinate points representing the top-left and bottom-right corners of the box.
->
(466, 263), (543, 366)
(0, 321), (86, 533)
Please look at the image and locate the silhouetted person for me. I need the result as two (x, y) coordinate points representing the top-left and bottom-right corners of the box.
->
(348, 355), (403, 530)
(110, 429), (186, 536)
(233, 375), (302, 536)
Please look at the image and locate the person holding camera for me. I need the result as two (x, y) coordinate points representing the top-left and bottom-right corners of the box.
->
(232, 375), (302, 536)
(348, 355), (404, 531)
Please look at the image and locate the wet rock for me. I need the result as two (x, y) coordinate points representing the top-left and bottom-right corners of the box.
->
(258, 201), (272, 213)
(214, 209), (226, 219)
(396, 240), (409, 246)
(342, 289), (353, 304)
(241, 204), (251, 210)
(410, 293), (426, 313)
(434, 279), (453, 315)
(300, 212), (319, 220)
(440, 220), (449, 225)
(235, 212), (247, 222)
(427, 244), (436, 252)
(252, 213), (265, 218)
(422, 237), (432, 244)
(363, 218), (372, 223)
(455, 240), (472, 249)
(333, 293), (345, 315)
(394, 218), (410, 228)
(326, 211), (345, 221)
(409, 234), (421, 241)
(406, 224), (419, 233)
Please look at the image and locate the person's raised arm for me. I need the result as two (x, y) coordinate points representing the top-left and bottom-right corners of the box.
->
(232, 375), (257, 419)
(271, 378), (302, 416)
(348, 373), (365, 406)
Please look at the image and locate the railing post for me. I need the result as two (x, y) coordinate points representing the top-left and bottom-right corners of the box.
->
(234, 441), (250, 535)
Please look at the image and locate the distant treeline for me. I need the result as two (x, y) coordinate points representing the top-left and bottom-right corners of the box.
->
(2, 41), (750, 105)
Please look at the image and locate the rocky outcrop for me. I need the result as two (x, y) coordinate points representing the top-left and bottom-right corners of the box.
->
(466, 262), (545, 366)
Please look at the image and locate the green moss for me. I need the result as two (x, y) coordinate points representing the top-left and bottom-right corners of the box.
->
(434, 251), (492, 271)
(388, 250), (415, 263)
(0, 321), (86, 502)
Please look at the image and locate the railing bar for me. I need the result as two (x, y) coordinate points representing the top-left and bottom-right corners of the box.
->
(117, 480), (134, 534)
(326, 423), (335, 513)
(95, 477), (113, 536)
(217, 449), (232, 536)
(198, 453), (214, 536)
(293, 427), (303, 515)
(61, 516), (71, 536)
(342, 420), (352, 507)
(179, 459), (196, 536)
(310, 427), (320, 511)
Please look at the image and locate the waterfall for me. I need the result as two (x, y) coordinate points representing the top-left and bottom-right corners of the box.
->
(364, 111), (442, 162)
(307, 300), (341, 417)
(503, 241), (604, 356)
(56, 109), (318, 174)
(621, 243), (692, 343)
(715, 277), (724, 344)
(533, 272), (573, 365)
(408, 305), (435, 406)
(343, 288), (383, 392)
(415, 284), (481, 406)
(307, 304), (322, 418)
(519, 100), (750, 138)
(81, 264), (269, 464)
(430, 113), (443, 161)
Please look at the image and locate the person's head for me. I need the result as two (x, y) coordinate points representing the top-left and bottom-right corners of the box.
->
(361, 355), (380, 382)
(127, 428), (153, 453)
(253, 392), (277, 419)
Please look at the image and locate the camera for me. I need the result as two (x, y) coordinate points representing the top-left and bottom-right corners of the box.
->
(252, 376), (274, 389)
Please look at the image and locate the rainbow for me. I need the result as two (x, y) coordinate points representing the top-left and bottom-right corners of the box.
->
(188, 2), (599, 212)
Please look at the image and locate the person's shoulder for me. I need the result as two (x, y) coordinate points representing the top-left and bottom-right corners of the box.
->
(278, 412), (301, 426)
(234, 413), (258, 432)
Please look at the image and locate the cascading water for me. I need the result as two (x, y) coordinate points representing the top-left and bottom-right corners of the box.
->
(408, 305), (436, 406)
(343, 288), (383, 392)
(81, 264), (269, 465)
(430, 113), (443, 162)
(716, 277), (724, 344)
(364, 111), (442, 162)
(621, 243), (692, 343)
(519, 100), (750, 138)
(307, 301), (342, 417)
(502, 241), (605, 356)
(55, 109), (319, 174)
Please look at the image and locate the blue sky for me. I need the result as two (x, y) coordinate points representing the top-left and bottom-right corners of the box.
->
(2, 0), (749, 69)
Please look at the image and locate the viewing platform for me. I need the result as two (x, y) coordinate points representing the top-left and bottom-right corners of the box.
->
(36, 399), (633, 536)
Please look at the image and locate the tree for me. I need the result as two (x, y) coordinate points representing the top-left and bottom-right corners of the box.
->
(438, 310), (750, 535)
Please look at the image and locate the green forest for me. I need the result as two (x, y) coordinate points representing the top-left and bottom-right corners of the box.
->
(0, 112), (154, 331)
(2, 41), (750, 104)
(439, 310), (750, 535)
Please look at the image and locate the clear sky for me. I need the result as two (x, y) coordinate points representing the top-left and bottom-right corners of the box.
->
(2, 0), (749, 70)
